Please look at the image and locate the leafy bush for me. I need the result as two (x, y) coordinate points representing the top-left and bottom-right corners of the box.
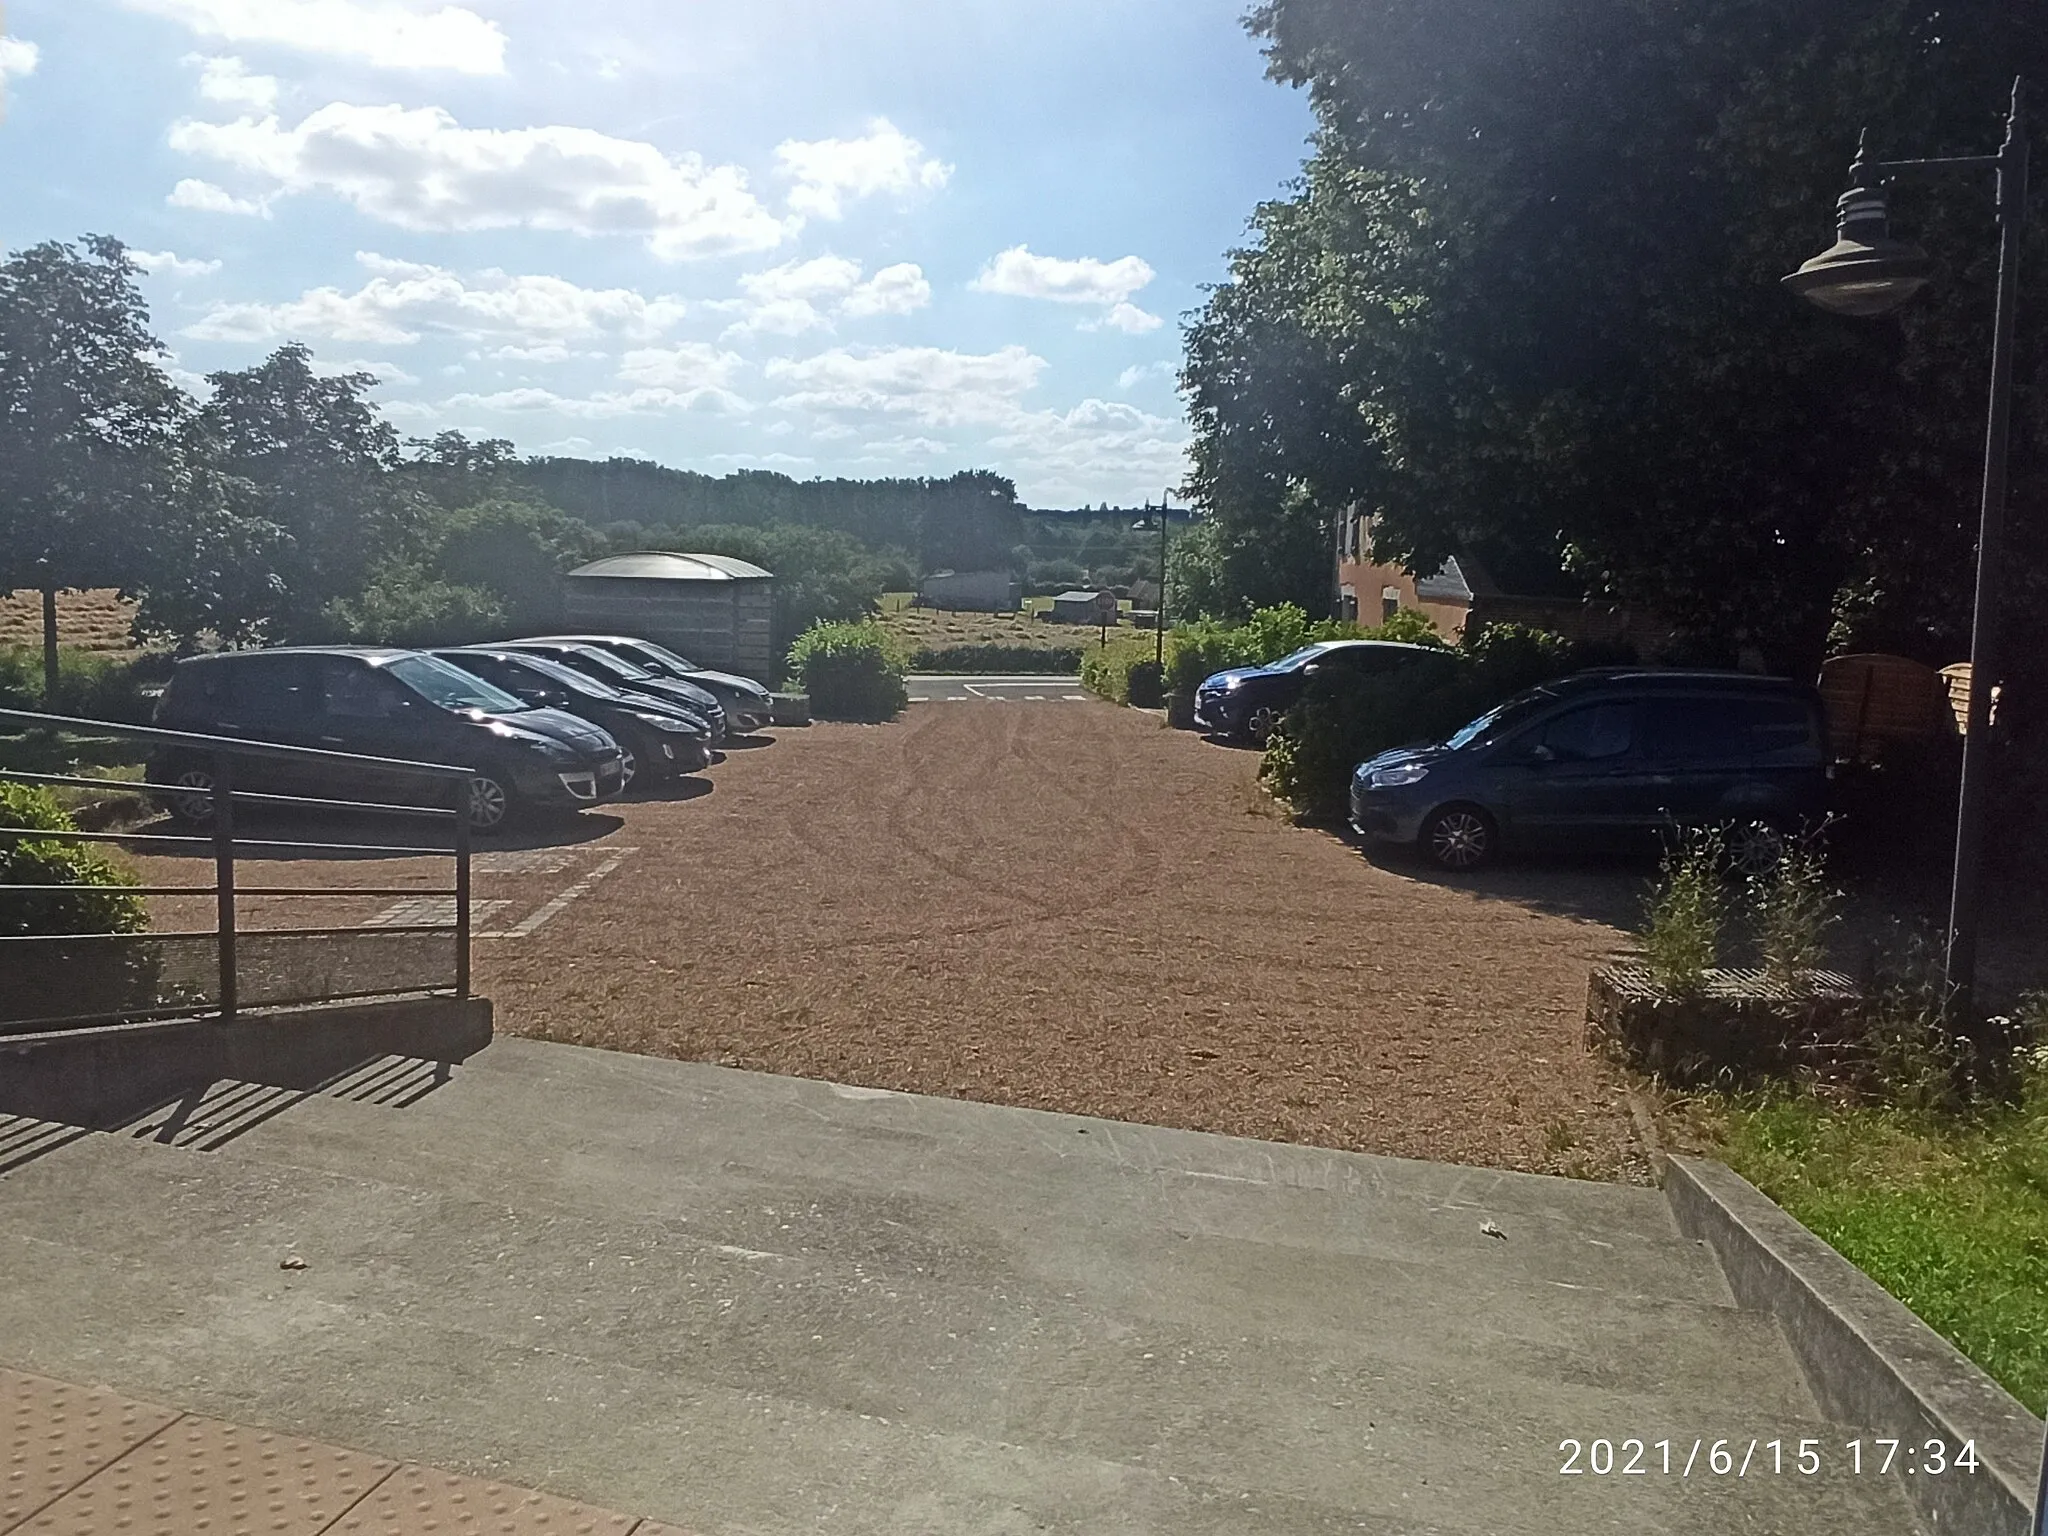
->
(787, 621), (909, 722)
(429, 496), (601, 632)
(1126, 660), (1165, 708)
(1747, 825), (1840, 992)
(912, 643), (1086, 674)
(0, 646), (164, 724)
(0, 782), (147, 937)
(1079, 636), (1163, 703)
(319, 568), (508, 649)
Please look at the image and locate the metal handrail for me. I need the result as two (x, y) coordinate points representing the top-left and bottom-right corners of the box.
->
(0, 708), (479, 1028)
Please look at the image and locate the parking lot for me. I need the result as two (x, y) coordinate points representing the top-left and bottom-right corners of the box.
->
(130, 697), (1651, 1177)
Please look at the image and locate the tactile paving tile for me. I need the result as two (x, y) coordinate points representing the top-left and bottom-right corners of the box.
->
(330, 1468), (640, 1534)
(1, 1370), (183, 1535)
(20, 1415), (395, 1535)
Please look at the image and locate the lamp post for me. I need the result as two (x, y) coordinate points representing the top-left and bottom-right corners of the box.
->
(1155, 492), (1173, 670)
(1784, 78), (2029, 1032)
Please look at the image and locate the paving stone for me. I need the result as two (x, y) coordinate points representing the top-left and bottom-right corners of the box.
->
(0, 1369), (181, 1535)
(329, 1467), (639, 1534)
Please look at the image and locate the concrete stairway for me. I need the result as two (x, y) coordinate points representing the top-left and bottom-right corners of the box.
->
(0, 1037), (1921, 1534)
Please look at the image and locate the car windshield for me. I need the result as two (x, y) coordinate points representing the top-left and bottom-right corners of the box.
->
(1271, 644), (1333, 671)
(499, 653), (620, 700)
(385, 654), (529, 714)
(1443, 689), (1559, 750)
(559, 647), (655, 684)
(627, 640), (702, 673)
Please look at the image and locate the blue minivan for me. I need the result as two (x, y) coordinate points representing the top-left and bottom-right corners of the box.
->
(1350, 671), (1830, 872)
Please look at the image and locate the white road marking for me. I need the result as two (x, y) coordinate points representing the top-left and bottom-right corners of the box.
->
(1063, 694), (1088, 701)
(473, 848), (581, 876)
(366, 897), (510, 928)
(477, 846), (639, 940)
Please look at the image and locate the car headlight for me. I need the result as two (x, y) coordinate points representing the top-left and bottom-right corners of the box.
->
(633, 711), (695, 732)
(1369, 763), (1431, 788)
(520, 735), (576, 759)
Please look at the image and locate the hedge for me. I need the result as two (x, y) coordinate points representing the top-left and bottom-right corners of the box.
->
(0, 646), (168, 724)
(787, 621), (910, 722)
(909, 643), (1087, 674)
(0, 782), (148, 937)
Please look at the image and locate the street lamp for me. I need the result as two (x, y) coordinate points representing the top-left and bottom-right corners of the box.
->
(1785, 78), (2029, 1031)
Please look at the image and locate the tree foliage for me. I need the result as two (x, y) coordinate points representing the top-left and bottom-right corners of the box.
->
(1184, 0), (2048, 678)
(0, 236), (190, 600)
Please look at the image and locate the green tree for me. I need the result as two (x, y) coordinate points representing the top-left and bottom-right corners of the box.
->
(0, 235), (190, 688)
(1184, 0), (2048, 676)
(199, 342), (422, 636)
(430, 496), (602, 632)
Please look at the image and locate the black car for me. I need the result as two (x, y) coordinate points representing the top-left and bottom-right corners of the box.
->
(147, 647), (627, 832)
(430, 648), (712, 784)
(526, 634), (775, 734)
(1349, 670), (1831, 872)
(1195, 640), (1442, 743)
(499, 641), (728, 742)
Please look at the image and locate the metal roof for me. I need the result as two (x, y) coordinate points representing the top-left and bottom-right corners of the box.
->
(567, 552), (774, 582)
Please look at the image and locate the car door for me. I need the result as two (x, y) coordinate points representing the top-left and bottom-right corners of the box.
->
(1498, 701), (1648, 845)
(216, 654), (320, 800)
(310, 657), (425, 805)
(1639, 695), (1764, 828)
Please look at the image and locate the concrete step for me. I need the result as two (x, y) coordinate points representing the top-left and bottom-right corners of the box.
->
(0, 1037), (1923, 1535)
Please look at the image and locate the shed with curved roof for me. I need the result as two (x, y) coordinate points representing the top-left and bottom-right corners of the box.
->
(563, 551), (777, 679)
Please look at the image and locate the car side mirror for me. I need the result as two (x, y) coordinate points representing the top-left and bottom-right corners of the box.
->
(1528, 742), (1556, 764)
(1301, 662), (1325, 677)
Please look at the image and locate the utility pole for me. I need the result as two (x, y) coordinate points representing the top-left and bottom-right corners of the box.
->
(1155, 493), (1171, 669)
(35, 556), (57, 703)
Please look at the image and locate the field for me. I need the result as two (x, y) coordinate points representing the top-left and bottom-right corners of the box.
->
(876, 592), (1141, 654)
(0, 589), (140, 654)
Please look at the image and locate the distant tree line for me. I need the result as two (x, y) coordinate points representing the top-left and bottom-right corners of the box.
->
(0, 236), (1048, 665)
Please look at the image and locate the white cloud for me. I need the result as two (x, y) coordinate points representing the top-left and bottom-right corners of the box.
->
(616, 342), (745, 393)
(987, 398), (1191, 504)
(184, 256), (691, 346)
(1118, 361), (1177, 391)
(0, 35), (39, 86)
(1095, 301), (1164, 335)
(124, 0), (507, 74)
(766, 344), (1045, 428)
(189, 54), (278, 110)
(444, 385), (749, 419)
(708, 451), (814, 468)
(775, 119), (951, 221)
(971, 245), (1162, 332)
(313, 356), (421, 386)
(167, 177), (271, 216)
(131, 249), (224, 280)
(724, 256), (930, 339)
(169, 104), (789, 259)
(861, 435), (948, 457)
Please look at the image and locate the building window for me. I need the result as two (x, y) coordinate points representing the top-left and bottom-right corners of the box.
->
(1339, 585), (1358, 621)
(1381, 586), (1401, 623)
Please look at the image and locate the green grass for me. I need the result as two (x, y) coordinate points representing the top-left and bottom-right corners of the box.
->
(1715, 1072), (2048, 1412)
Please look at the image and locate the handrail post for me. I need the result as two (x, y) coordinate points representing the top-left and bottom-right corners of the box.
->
(212, 752), (237, 1020)
(453, 782), (472, 1000)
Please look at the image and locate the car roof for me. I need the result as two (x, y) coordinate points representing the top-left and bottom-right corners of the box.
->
(1548, 668), (1812, 692)
(177, 646), (414, 665)
(1313, 639), (1439, 653)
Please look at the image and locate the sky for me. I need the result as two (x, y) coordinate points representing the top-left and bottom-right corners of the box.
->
(0, 0), (1315, 508)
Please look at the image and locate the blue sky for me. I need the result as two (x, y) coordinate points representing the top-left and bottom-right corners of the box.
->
(0, 0), (1314, 507)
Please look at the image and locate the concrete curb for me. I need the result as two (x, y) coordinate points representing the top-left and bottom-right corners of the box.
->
(1667, 1155), (2043, 1535)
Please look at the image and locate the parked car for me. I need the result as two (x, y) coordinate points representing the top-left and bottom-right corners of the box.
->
(1195, 639), (1442, 744)
(524, 634), (775, 733)
(428, 648), (711, 784)
(147, 647), (627, 832)
(1349, 670), (1831, 872)
(498, 641), (728, 742)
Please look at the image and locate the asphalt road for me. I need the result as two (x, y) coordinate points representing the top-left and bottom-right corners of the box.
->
(906, 673), (1089, 702)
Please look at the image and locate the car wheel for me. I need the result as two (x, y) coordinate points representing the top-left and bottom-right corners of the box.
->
(1724, 820), (1787, 877)
(1421, 805), (1497, 873)
(161, 766), (218, 825)
(463, 773), (516, 834)
(1244, 703), (1283, 745)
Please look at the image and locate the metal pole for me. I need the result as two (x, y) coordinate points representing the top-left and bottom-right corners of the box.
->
(36, 558), (57, 703)
(212, 752), (237, 1020)
(1944, 77), (2028, 1033)
(453, 783), (472, 1000)
(1156, 495), (1170, 669)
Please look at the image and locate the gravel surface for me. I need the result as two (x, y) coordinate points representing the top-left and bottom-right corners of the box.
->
(471, 701), (1654, 1180)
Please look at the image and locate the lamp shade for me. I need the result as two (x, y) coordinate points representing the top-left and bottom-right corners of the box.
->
(1784, 183), (1934, 316)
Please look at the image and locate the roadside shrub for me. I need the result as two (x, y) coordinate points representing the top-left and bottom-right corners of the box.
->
(0, 783), (147, 937)
(1258, 655), (1472, 819)
(1079, 636), (1160, 704)
(912, 643), (1086, 675)
(319, 567), (508, 649)
(1126, 660), (1165, 708)
(1746, 825), (1840, 993)
(0, 646), (163, 724)
(787, 621), (909, 722)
